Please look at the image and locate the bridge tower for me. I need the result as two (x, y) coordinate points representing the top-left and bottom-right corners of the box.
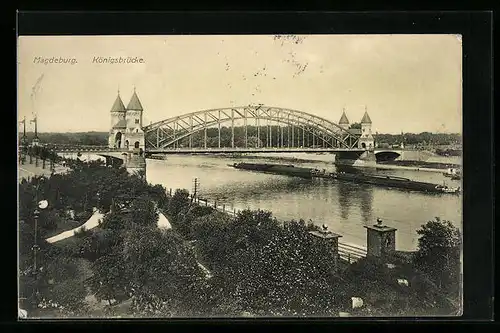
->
(108, 91), (127, 149)
(338, 109), (350, 131)
(358, 108), (374, 150)
(124, 88), (145, 153)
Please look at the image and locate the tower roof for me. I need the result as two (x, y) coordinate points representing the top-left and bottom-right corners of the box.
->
(110, 94), (126, 113)
(361, 111), (372, 124)
(127, 90), (143, 111)
(339, 111), (350, 125)
(112, 119), (127, 129)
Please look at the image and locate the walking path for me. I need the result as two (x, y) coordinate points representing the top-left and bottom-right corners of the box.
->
(46, 209), (171, 244)
(157, 212), (172, 229)
(18, 162), (69, 182)
(45, 210), (105, 244)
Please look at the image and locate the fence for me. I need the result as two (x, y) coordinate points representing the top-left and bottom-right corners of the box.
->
(338, 242), (368, 263)
(165, 187), (368, 262)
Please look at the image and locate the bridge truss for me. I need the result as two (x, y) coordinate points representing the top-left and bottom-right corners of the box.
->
(143, 105), (360, 150)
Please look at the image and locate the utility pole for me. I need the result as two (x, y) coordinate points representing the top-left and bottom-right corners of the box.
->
(192, 178), (200, 203)
(31, 117), (39, 146)
(20, 116), (27, 146)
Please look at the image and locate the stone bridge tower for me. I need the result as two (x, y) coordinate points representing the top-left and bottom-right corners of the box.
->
(108, 88), (146, 154)
(124, 88), (146, 154)
(107, 88), (147, 178)
(358, 107), (374, 150)
(108, 91), (127, 149)
(338, 109), (350, 131)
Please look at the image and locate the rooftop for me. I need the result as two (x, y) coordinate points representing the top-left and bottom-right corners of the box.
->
(127, 91), (143, 111)
(112, 119), (127, 129)
(110, 94), (126, 113)
(360, 111), (372, 124)
(348, 128), (362, 135)
(339, 111), (350, 125)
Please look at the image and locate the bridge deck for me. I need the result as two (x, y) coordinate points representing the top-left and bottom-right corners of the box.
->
(55, 147), (367, 154)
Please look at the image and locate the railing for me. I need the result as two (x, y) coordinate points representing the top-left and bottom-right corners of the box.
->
(147, 147), (365, 153)
(188, 193), (242, 216)
(166, 187), (368, 263)
(338, 242), (367, 263)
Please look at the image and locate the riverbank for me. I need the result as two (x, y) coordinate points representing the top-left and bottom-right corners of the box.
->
(18, 158), (460, 318)
(374, 164), (446, 173)
(379, 160), (460, 170)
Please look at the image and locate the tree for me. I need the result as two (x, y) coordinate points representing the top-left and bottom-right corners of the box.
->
(121, 227), (208, 316)
(127, 195), (159, 228)
(26, 247), (90, 316)
(88, 248), (130, 305)
(413, 217), (461, 309)
(167, 189), (191, 221)
(191, 211), (233, 269)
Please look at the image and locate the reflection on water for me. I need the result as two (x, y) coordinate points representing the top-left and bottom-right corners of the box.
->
(359, 184), (374, 224)
(146, 154), (461, 251)
(337, 181), (352, 220)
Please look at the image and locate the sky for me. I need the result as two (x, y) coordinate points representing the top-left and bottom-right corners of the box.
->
(17, 34), (462, 134)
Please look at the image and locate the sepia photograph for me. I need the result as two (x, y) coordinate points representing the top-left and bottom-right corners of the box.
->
(17, 34), (463, 319)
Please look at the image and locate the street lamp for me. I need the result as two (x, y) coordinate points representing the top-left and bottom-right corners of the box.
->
(31, 176), (48, 308)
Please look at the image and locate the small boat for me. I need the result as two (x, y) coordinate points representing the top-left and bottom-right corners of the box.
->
(435, 185), (460, 194)
(443, 167), (460, 177)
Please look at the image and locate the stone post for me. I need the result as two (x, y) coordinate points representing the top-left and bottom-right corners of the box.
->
(364, 219), (397, 258)
(308, 225), (342, 271)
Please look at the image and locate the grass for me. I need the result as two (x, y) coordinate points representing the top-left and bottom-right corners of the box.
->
(42, 210), (95, 239)
(43, 219), (82, 239)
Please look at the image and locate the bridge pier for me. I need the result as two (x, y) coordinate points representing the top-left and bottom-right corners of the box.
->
(125, 153), (146, 178)
(334, 150), (377, 168)
(98, 151), (146, 179)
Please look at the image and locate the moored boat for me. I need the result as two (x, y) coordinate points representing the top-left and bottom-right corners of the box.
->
(230, 162), (460, 194)
(231, 162), (313, 178)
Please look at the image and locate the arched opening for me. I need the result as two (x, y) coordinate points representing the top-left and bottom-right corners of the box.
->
(134, 141), (140, 149)
(361, 142), (366, 149)
(125, 140), (129, 149)
(115, 132), (122, 148)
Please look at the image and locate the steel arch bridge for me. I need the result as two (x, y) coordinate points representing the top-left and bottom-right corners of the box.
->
(143, 105), (361, 151)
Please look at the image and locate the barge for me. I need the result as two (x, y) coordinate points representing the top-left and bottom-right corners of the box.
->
(230, 162), (314, 179)
(230, 162), (460, 194)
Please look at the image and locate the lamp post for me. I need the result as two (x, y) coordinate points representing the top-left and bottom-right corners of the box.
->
(31, 176), (48, 308)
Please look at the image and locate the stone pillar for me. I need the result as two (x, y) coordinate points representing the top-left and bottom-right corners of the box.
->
(334, 151), (377, 168)
(125, 153), (146, 178)
(308, 225), (342, 270)
(363, 219), (397, 258)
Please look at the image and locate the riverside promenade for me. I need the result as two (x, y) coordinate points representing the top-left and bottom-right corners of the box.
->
(18, 161), (69, 182)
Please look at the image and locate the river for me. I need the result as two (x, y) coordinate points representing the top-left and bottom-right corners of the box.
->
(145, 153), (462, 252)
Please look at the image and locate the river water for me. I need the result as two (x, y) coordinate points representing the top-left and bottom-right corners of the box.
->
(145, 153), (462, 252)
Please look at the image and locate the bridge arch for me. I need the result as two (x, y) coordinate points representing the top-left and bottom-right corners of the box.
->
(143, 105), (360, 149)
